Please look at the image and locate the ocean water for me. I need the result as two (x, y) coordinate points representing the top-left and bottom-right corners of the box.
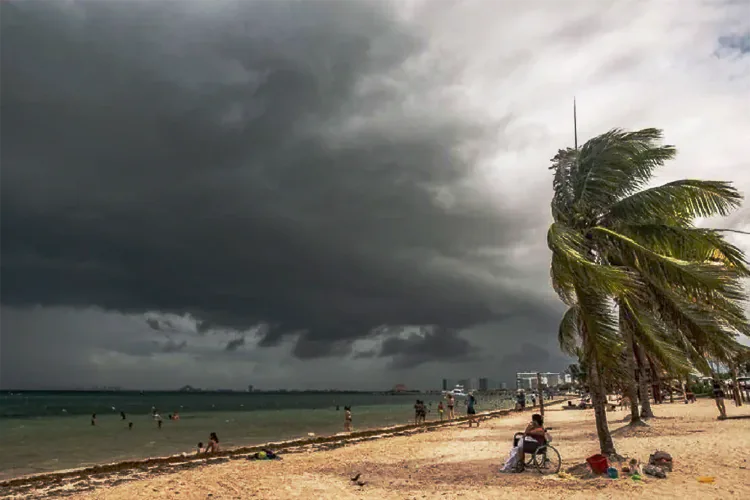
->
(0, 391), (514, 479)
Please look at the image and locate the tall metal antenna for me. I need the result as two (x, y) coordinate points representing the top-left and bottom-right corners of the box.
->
(573, 97), (578, 150)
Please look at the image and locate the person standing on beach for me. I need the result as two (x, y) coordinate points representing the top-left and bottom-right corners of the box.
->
(466, 392), (478, 427)
(516, 390), (526, 411)
(438, 401), (445, 421)
(447, 394), (455, 419)
(91, 413), (97, 426)
(344, 406), (353, 432)
(120, 411), (126, 420)
(713, 379), (727, 420)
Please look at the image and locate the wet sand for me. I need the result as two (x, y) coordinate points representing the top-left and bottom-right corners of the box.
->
(5, 398), (749, 499)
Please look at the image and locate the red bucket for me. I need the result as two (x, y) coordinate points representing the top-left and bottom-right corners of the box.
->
(586, 454), (609, 475)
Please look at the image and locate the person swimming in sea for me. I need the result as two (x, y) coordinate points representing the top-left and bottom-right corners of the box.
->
(128, 422), (133, 430)
(91, 413), (97, 426)
(120, 411), (127, 420)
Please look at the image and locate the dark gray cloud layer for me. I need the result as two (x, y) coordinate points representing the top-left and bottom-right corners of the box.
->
(1, 1), (548, 355)
(1, 1), (571, 389)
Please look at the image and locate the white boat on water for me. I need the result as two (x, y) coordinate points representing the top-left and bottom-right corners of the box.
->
(442, 385), (468, 398)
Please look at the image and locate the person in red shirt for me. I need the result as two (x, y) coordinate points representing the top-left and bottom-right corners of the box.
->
(518, 413), (546, 467)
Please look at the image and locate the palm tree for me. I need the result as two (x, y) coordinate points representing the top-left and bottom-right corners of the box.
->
(549, 128), (749, 454)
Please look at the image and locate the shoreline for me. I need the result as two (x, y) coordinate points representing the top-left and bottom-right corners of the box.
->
(1, 400), (564, 495)
(8, 398), (749, 499)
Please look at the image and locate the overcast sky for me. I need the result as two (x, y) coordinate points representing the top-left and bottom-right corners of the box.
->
(1, 0), (749, 391)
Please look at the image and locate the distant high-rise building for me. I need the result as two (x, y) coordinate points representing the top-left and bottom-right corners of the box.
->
(468, 378), (479, 391)
(458, 379), (469, 390)
(442, 379), (448, 391)
(247, 385), (254, 392)
(479, 378), (489, 391)
(500, 382), (508, 390)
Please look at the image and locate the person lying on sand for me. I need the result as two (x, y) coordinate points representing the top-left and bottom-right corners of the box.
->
(197, 442), (204, 455)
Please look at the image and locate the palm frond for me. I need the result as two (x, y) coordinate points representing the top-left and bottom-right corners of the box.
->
(593, 226), (746, 301)
(620, 297), (693, 375)
(549, 147), (578, 223)
(646, 281), (743, 370)
(616, 224), (750, 275)
(604, 179), (743, 225)
(576, 286), (624, 369)
(548, 222), (643, 299)
(558, 305), (581, 356)
(573, 128), (676, 210)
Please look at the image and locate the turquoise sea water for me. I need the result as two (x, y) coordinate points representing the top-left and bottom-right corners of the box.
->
(0, 391), (514, 479)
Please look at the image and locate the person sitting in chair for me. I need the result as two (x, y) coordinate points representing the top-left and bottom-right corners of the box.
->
(517, 413), (546, 469)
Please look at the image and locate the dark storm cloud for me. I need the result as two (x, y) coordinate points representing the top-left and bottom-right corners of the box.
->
(224, 337), (246, 352)
(352, 349), (379, 360)
(380, 327), (477, 369)
(500, 342), (552, 372)
(1, 1), (546, 360)
(160, 339), (188, 354)
(145, 318), (163, 331)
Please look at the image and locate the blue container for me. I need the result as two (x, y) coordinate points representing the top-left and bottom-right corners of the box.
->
(607, 467), (619, 479)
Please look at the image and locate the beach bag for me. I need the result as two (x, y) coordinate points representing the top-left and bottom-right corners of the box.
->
(649, 450), (672, 471)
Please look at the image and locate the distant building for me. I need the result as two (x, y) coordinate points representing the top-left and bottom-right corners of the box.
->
(516, 372), (563, 389)
(479, 378), (489, 391)
(500, 382), (508, 390)
(564, 374), (572, 384)
(442, 379), (448, 391)
(247, 385), (254, 392)
(468, 378), (479, 391)
(544, 373), (561, 387)
(458, 379), (470, 390)
(517, 378), (533, 390)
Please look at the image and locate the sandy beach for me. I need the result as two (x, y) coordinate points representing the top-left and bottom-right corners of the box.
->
(5, 399), (749, 499)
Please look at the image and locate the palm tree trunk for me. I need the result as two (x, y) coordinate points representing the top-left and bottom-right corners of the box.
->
(621, 321), (642, 425)
(635, 343), (654, 418)
(649, 358), (662, 404)
(732, 365), (742, 407)
(586, 350), (617, 455)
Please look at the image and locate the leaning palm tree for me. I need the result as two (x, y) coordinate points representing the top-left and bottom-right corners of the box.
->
(549, 127), (749, 454)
